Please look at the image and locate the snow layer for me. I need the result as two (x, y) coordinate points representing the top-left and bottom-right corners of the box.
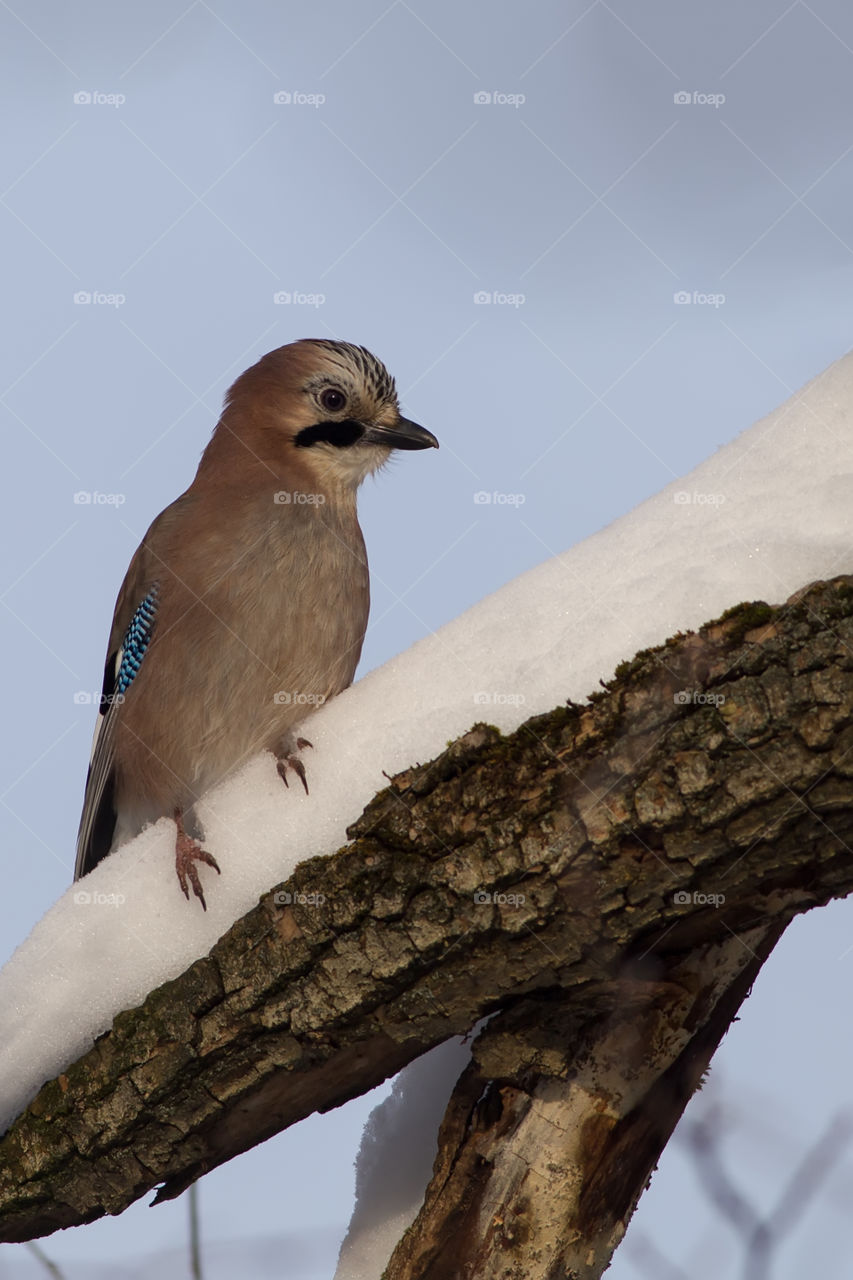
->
(333, 1037), (475, 1280)
(1, 351), (853, 1143)
(333, 350), (853, 1278)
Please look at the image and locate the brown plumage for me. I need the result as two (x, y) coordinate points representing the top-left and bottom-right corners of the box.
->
(75, 339), (438, 907)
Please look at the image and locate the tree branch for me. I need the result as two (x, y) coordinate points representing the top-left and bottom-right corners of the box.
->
(2, 578), (853, 1269)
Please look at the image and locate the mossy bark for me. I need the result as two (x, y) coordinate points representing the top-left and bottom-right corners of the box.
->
(2, 578), (853, 1278)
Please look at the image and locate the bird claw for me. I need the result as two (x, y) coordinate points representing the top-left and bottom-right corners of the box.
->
(276, 737), (312, 795)
(174, 810), (220, 910)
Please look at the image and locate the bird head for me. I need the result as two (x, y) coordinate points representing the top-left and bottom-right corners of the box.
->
(216, 339), (438, 491)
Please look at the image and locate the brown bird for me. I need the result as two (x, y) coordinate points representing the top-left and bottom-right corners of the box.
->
(75, 339), (438, 907)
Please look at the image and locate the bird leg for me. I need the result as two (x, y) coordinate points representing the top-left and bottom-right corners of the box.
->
(275, 735), (313, 794)
(174, 809), (220, 910)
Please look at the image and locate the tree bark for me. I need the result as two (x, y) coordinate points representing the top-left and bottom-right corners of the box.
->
(2, 578), (853, 1276)
(382, 929), (782, 1280)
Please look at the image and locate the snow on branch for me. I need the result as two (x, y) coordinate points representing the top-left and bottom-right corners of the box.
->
(2, 578), (853, 1277)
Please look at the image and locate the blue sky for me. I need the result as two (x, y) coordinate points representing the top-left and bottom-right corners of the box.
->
(2, 2), (853, 1275)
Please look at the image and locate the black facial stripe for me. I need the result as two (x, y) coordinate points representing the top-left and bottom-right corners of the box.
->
(295, 419), (365, 448)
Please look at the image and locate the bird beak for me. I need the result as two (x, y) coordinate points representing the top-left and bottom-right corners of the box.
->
(362, 417), (439, 451)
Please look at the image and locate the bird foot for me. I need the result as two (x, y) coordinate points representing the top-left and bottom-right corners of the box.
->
(174, 810), (220, 910)
(276, 737), (313, 795)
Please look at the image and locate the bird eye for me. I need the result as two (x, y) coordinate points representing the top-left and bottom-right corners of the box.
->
(319, 387), (346, 413)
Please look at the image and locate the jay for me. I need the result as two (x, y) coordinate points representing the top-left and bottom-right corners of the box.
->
(74, 339), (438, 907)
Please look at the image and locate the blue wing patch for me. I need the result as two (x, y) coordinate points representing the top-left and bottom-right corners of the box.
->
(116, 584), (159, 695)
(76, 580), (160, 882)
